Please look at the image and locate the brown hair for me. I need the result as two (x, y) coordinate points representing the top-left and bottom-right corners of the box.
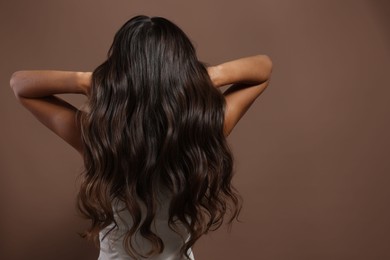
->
(75, 15), (242, 259)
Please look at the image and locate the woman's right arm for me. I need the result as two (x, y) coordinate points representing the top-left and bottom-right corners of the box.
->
(9, 71), (92, 156)
(207, 55), (273, 137)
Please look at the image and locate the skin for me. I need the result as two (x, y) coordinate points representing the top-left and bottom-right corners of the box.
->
(9, 55), (273, 158)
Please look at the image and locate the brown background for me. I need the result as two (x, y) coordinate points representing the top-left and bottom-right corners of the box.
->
(1, 0), (389, 259)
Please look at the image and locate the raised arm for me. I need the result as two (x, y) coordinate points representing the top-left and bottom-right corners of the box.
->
(207, 55), (273, 136)
(10, 70), (91, 98)
(10, 70), (92, 156)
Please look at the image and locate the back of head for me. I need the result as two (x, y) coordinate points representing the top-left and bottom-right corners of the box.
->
(76, 15), (242, 259)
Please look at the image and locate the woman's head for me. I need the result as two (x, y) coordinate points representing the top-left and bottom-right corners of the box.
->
(107, 15), (199, 84)
(76, 15), (242, 259)
(97, 15), (206, 106)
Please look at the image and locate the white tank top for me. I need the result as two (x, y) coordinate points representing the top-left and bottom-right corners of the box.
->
(98, 187), (195, 260)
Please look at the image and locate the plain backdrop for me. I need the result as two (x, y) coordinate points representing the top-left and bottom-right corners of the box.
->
(1, 0), (389, 259)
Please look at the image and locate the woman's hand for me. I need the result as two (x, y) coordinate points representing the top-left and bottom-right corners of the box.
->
(78, 72), (92, 97)
(207, 65), (223, 88)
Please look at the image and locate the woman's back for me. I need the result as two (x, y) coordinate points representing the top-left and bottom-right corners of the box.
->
(98, 186), (195, 260)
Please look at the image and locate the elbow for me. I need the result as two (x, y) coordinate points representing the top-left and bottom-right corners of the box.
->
(257, 54), (273, 83)
(263, 55), (273, 78)
(10, 71), (20, 90)
(9, 71), (25, 96)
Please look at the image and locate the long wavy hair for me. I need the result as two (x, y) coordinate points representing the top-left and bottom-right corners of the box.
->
(75, 15), (242, 259)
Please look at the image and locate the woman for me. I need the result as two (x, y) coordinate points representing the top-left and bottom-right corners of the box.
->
(10, 15), (272, 260)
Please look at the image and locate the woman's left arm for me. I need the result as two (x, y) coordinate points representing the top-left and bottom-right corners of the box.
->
(9, 70), (92, 157)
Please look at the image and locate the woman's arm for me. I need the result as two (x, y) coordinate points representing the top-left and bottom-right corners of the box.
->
(10, 70), (92, 98)
(10, 70), (92, 156)
(207, 54), (272, 88)
(207, 55), (273, 136)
